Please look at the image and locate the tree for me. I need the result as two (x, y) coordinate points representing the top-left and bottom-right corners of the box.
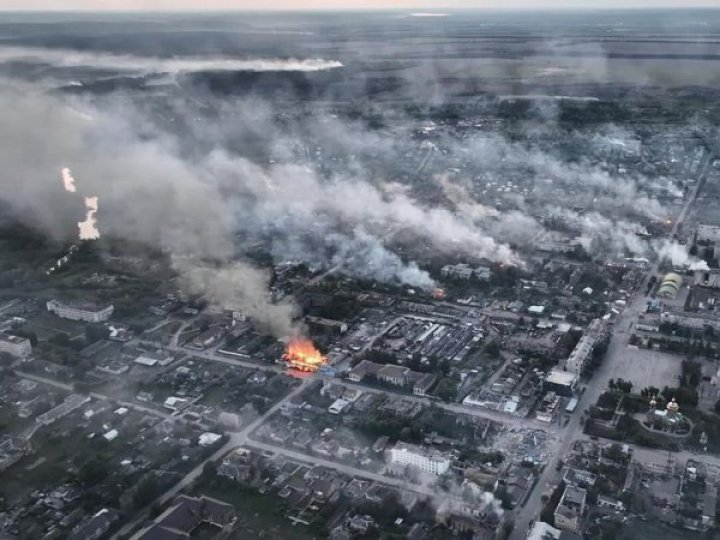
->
(78, 458), (108, 487)
(435, 378), (457, 402)
(539, 481), (566, 526)
(85, 324), (110, 344)
(484, 340), (501, 358)
(202, 460), (218, 479)
(133, 476), (162, 509)
(615, 379), (633, 394)
(49, 333), (72, 347)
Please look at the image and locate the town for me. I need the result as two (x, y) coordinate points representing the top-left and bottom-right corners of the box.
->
(1, 7), (720, 540)
(1, 116), (719, 540)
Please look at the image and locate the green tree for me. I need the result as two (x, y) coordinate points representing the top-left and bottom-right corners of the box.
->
(85, 324), (110, 344)
(435, 378), (457, 402)
(615, 379), (633, 394)
(484, 340), (501, 358)
(133, 476), (162, 509)
(78, 458), (108, 487)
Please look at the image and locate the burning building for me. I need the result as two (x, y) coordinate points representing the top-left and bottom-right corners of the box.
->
(283, 338), (327, 372)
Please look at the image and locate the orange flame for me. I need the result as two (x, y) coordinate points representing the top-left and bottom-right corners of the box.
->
(284, 338), (327, 372)
(432, 288), (446, 299)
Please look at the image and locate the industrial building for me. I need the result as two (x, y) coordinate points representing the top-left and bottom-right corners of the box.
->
(661, 310), (720, 332)
(0, 332), (31, 358)
(387, 442), (452, 476)
(657, 272), (683, 299)
(46, 299), (114, 323)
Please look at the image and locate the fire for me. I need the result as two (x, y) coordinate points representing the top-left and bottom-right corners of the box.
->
(284, 338), (327, 372)
(432, 287), (446, 299)
(78, 196), (100, 240)
(61, 167), (77, 193)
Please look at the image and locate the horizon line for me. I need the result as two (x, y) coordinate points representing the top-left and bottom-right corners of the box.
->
(1, 6), (719, 13)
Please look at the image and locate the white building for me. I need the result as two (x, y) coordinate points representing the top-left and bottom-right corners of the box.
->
(565, 319), (605, 374)
(440, 264), (490, 281)
(46, 299), (114, 323)
(387, 442), (451, 476)
(328, 399), (350, 415)
(0, 332), (31, 358)
(526, 521), (562, 540)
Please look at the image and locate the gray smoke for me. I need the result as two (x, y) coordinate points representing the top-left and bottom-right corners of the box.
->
(653, 240), (710, 271)
(173, 257), (300, 337)
(0, 46), (344, 74)
(0, 82), (513, 335)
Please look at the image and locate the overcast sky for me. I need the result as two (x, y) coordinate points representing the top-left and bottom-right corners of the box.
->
(0, 0), (717, 11)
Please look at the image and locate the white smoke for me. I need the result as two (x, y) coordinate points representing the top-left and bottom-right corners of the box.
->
(654, 240), (710, 271)
(435, 174), (500, 221)
(205, 154), (521, 267)
(328, 229), (437, 290)
(0, 46), (344, 74)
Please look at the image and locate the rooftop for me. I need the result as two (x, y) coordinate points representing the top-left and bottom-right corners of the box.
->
(545, 369), (577, 387)
(0, 333), (27, 344)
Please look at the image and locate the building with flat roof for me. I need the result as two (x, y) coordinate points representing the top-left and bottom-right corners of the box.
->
(661, 310), (720, 332)
(544, 369), (578, 397)
(564, 319), (605, 375)
(694, 269), (720, 289)
(554, 485), (587, 533)
(388, 442), (452, 476)
(697, 224), (720, 245)
(526, 521), (562, 540)
(306, 316), (348, 336)
(0, 332), (31, 358)
(47, 299), (113, 323)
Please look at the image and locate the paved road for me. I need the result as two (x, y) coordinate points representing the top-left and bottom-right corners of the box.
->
(171, 342), (555, 432)
(510, 145), (713, 539)
(14, 370), (173, 420)
(112, 378), (312, 540)
(336, 379), (551, 431)
(244, 440), (438, 499)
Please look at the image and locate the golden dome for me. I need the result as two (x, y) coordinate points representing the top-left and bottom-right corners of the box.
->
(666, 398), (679, 412)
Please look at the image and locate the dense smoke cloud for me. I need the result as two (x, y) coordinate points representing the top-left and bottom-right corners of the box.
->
(654, 240), (710, 271)
(173, 258), (300, 337)
(0, 46), (344, 74)
(0, 30), (700, 336)
(0, 82), (514, 334)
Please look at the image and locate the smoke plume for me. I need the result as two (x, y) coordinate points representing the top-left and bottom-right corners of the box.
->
(0, 46), (344, 74)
